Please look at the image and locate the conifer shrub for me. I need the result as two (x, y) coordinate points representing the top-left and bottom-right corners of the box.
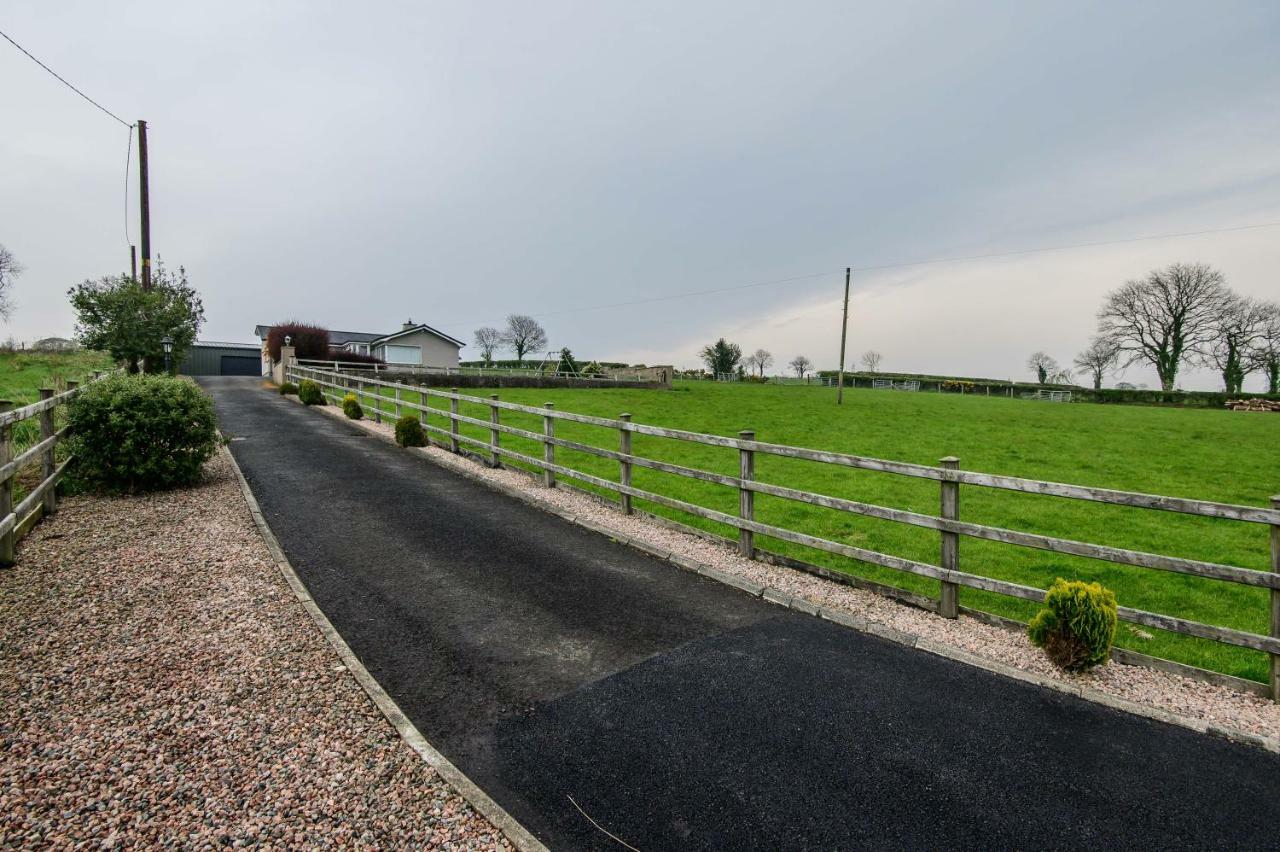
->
(278, 381), (299, 396)
(342, 393), (364, 420)
(298, 380), (324, 405)
(1028, 579), (1118, 671)
(395, 415), (427, 448)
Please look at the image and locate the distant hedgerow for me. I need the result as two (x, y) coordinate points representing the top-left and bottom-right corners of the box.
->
(342, 393), (363, 420)
(1028, 579), (1118, 672)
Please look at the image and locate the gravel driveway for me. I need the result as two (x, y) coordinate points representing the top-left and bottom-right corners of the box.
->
(0, 451), (512, 849)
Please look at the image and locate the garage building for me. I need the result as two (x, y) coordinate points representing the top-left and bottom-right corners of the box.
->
(179, 341), (263, 376)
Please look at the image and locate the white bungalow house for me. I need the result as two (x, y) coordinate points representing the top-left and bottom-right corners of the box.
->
(254, 320), (465, 373)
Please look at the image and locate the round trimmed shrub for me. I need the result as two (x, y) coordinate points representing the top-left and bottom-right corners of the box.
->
(342, 393), (364, 420)
(298, 379), (324, 405)
(1028, 579), (1118, 672)
(67, 374), (220, 492)
(395, 415), (427, 448)
(278, 381), (299, 396)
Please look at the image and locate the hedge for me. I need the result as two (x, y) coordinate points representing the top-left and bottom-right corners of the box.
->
(66, 374), (220, 492)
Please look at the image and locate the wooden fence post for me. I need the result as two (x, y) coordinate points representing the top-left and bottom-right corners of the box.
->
(489, 395), (501, 467)
(0, 401), (12, 567)
(619, 413), (633, 515)
(738, 430), (755, 557)
(394, 386), (402, 420)
(371, 380), (382, 424)
(939, 456), (960, 618)
(543, 403), (556, 487)
(449, 389), (460, 453)
(38, 389), (55, 516)
(1270, 495), (1279, 701)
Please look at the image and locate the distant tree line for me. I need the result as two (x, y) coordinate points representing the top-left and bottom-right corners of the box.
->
(1032, 262), (1279, 393)
(473, 314), (548, 365)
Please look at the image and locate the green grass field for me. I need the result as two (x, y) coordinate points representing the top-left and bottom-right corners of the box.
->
(0, 351), (114, 405)
(0, 351), (115, 497)
(352, 379), (1279, 682)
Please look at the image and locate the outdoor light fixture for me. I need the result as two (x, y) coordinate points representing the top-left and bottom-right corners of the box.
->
(161, 336), (174, 373)
(284, 335), (292, 346)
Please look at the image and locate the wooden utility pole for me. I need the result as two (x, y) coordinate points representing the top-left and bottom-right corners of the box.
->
(836, 267), (850, 404)
(137, 120), (151, 290)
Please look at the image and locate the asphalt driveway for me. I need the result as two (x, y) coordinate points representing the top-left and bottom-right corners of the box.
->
(204, 377), (1280, 851)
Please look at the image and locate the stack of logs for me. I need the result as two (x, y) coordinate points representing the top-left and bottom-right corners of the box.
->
(1225, 398), (1280, 412)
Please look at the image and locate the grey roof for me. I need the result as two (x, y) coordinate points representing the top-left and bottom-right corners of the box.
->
(369, 323), (465, 348)
(327, 329), (382, 345)
(254, 323), (463, 349)
(193, 340), (261, 350)
(254, 325), (390, 346)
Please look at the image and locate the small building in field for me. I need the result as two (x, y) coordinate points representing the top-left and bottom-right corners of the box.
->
(180, 341), (264, 376)
(252, 320), (464, 372)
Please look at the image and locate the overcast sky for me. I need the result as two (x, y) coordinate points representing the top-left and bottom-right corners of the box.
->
(3, 1), (1278, 389)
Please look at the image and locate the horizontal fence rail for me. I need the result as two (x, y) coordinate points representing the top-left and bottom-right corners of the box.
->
(295, 358), (652, 382)
(0, 374), (104, 565)
(289, 364), (1280, 698)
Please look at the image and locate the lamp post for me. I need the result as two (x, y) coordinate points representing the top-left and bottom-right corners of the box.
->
(161, 336), (174, 374)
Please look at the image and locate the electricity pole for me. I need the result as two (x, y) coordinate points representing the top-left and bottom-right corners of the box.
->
(836, 267), (850, 404)
(137, 119), (151, 290)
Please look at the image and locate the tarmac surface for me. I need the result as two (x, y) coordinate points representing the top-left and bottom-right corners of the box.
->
(204, 377), (1280, 851)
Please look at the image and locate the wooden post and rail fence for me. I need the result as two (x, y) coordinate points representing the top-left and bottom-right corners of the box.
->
(0, 373), (105, 566)
(289, 364), (1280, 699)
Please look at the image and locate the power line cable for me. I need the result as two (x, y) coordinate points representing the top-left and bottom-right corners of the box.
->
(0, 27), (131, 127)
(444, 219), (1280, 329)
(123, 124), (134, 245)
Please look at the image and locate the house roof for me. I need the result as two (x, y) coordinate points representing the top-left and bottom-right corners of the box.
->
(253, 324), (462, 348)
(369, 323), (465, 348)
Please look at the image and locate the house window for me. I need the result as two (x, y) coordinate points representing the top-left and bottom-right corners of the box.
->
(384, 344), (421, 364)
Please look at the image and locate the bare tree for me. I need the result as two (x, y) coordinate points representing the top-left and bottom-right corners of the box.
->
(750, 348), (773, 377)
(0, 244), (22, 320)
(473, 327), (502, 365)
(1026, 351), (1060, 384)
(1096, 262), (1233, 391)
(499, 314), (547, 365)
(1073, 337), (1120, 390)
(1248, 301), (1280, 394)
(1204, 295), (1271, 394)
(860, 350), (882, 373)
(789, 354), (812, 378)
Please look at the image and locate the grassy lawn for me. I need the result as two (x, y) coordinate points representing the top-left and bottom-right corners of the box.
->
(0, 351), (115, 500)
(0, 351), (115, 405)
(352, 379), (1280, 682)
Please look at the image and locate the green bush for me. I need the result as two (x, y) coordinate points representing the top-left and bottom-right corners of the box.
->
(395, 415), (427, 448)
(278, 381), (299, 396)
(298, 379), (324, 405)
(66, 374), (220, 492)
(342, 393), (363, 420)
(1028, 579), (1118, 671)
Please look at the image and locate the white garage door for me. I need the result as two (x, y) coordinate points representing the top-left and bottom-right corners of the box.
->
(384, 344), (421, 364)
